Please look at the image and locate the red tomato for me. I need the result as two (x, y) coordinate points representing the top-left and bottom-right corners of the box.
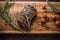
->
(55, 21), (60, 25)
(52, 15), (56, 19)
(41, 18), (46, 23)
(42, 4), (46, 9)
(43, 13), (47, 18)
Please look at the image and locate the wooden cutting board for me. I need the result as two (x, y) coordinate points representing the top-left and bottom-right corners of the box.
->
(0, 2), (60, 34)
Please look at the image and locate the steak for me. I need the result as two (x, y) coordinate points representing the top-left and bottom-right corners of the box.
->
(17, 5), (37, 30)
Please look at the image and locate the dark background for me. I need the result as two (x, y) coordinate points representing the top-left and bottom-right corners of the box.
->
(0, 34), (60, 40)
(0, 0), (60, 40)
(0, 0), (60, 2)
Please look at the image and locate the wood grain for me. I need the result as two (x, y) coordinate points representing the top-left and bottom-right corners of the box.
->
(0, 2), (60, 34)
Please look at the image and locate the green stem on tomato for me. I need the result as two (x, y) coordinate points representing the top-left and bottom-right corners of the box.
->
(42, 23), (49, 29)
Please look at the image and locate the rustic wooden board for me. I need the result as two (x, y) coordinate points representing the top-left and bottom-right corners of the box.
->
(0, 2), (60, 34)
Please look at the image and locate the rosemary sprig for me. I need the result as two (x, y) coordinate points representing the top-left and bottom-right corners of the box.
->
(0, 0), (21, 30)
(23, 11), (30, 28)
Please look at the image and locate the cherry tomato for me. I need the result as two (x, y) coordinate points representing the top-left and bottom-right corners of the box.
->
(52, 15), (57, 21)
(42, 4), (46, 10)
(41, 18), (46, 23)
(43, 13), (47, 18)
(52, 15), (56, 19)
(55, 21), (60, 25)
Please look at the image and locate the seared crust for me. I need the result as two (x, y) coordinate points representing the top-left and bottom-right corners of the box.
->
(17, 5), (37, 30)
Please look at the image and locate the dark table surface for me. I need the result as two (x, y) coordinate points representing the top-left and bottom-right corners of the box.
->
(0, 0), (60, 40)
(0, 34), (60, 40)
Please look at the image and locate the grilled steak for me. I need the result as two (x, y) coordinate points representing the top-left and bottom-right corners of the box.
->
(17, 5), (37, 30)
